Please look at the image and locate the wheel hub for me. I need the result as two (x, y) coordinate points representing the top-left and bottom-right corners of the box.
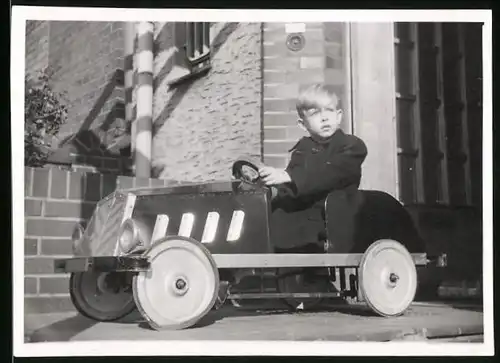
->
(133, 237), (220, 330)
(389, 272), (399, 285)
(176, 279), (186, 290)
(358, 239), (417, 317)
(171, 276), (189, 296)
(97, 273), (116, 294)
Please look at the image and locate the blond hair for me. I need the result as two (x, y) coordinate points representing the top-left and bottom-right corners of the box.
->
(296, 84), (340, 118)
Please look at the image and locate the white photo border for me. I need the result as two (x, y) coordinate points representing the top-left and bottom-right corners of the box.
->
(11, 6), (494, 357)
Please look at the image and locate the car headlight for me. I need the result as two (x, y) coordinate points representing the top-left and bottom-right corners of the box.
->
(71, 223), (85, 254)
(118, 219), (139, 253)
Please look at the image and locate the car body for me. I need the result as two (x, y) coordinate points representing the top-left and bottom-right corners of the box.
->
(65, 180), (273, 259)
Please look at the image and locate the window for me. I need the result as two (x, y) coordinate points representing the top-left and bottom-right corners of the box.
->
(185, 22), (211, 67)
(166, 22), (211, 86)
(394, 22), (482, 208)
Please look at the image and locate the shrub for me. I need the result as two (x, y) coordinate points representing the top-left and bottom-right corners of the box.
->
(24, 68), (68, 167)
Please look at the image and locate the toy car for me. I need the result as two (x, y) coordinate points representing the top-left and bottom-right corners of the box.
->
(53, 157), (447, 330)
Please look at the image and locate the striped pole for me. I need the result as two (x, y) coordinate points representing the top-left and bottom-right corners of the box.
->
(124, 22), (136, 156)
(134, 22), (154, 178)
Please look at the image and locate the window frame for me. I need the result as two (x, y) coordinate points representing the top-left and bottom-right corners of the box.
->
(166, 22), (212, 87)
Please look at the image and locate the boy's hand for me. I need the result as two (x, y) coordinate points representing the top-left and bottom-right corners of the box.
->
(259, 166), (291, 185)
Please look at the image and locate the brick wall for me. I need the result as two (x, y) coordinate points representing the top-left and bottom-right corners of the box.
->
(151, 22), (262, 182)
(262, 22), (350, 169)
(25, 21), (130, 171)
(25, 166), (105, 314)
(25, 21), (50, 80)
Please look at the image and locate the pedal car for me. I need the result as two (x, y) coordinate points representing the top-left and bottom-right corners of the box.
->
(53, 157), (447, 330)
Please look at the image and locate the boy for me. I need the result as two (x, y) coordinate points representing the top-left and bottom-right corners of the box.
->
(260, 84), (368, 253)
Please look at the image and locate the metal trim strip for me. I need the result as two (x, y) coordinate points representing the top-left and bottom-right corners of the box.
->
(212, 253), (428, 269)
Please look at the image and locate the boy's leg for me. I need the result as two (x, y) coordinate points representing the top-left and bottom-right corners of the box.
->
(270, 205), (325, 251)
(324, 189), (362, 254)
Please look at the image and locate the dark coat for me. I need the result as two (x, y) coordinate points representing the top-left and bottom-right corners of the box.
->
(270, 129), (368, 250)
(282, 129), (367, 200)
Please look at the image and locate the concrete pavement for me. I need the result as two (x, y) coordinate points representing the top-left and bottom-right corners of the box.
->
(25, 300), (483, 343)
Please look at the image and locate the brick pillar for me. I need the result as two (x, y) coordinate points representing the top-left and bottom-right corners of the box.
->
(262, 22), (350, 168)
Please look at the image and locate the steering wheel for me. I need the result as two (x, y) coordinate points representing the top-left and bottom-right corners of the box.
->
(232, 157), (279, 200)
(232, 157), (265, 185)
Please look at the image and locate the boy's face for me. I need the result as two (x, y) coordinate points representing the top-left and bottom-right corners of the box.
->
(298, 98), (343, 141)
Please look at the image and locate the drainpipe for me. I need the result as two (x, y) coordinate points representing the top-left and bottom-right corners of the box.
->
(124, 22), (136, 159)
(134, 22), (154, 178)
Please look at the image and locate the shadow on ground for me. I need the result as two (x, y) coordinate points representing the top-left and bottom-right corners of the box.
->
(29, 314), (98, 343)
(27, 298), (484, 340)
(187, 297), (484, 331)
(134, 299), (380, 331)
(28, 309), (146, 342)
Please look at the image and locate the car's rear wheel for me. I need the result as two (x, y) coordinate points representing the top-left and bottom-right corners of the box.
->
(69, 271), (137, 322)
(358, 239), (418, 317)
(132, 236), (220, 330)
